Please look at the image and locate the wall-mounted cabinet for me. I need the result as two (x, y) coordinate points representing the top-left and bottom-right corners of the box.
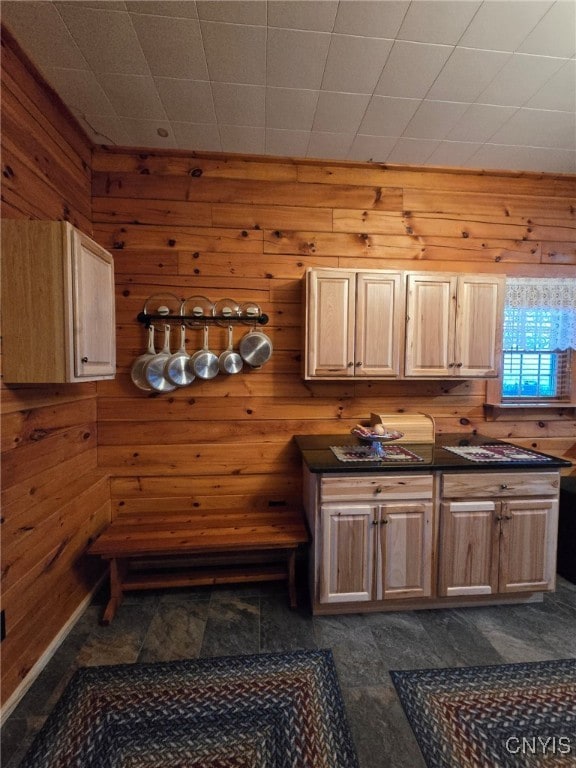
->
(303, 268), (505, 381)
(1, 220), (116, 383)
(304, 268), (404, 379)
(405, 273), (505, 378)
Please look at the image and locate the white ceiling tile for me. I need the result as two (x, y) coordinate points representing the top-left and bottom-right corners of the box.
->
(519, 1), (576, 58)
(172, 121), (222, 151)
(155, 78), (216, 123)
(470, 143), (576, 173)
(427, 48), (511, 103)
(44, 68), (116, 115)
(120, 117), (177, 148)
(200, 21), (266, 85)
(477, 53), (567, 107)
(348, 134), (398, 161)
(447, 103), (517, 142)
(307, 131), (354, 159)
(266, 87), (319, 131)
(265, 128), (310, 157)
(313, 91), (371, 133)
(219, 124), (265, 153)
(359, 95), (421, 135)
(426, 140), (482, 167)
(267, 28), (331, 89)
(97, 73), (168, 120)
(527, 59), (576, 112)
(76, 2), (127, 10)
(268, 1), (339, 32)
(131, 14), (207, 79)
(322, 35), (394, 93)
(458, 1), (552, 52)
(386, 137), (439, 164)
(212, 82), (265, 127)
(126, 2), (198, 18)
(490, 108), (576, 149)
(1, 2), (88, 71)
(196, 0), (266, 25)
(403, 100), (469, 140)
(333, 1), (409, 39)
(375, 40), (453, 99)
(397, 1), (482, 45)
(55, 4), (149, 75)
(73, 111), (130, 145)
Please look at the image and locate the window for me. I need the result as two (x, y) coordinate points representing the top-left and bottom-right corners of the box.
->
(502, 306), (573, 402)
(488, 278), (576, 408)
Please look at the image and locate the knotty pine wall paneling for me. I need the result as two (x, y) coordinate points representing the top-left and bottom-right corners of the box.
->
(92, 148), (576, 528)
(0, 29), (110, 710)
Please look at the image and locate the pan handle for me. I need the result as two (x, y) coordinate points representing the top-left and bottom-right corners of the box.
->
(146, 324), (156, 355)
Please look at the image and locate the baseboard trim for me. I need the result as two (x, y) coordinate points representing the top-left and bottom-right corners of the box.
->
(1, 576), (105, 724)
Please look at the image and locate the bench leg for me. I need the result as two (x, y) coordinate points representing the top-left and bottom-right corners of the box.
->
(287, 550), (297, 609)
(101, 558), (126, 625)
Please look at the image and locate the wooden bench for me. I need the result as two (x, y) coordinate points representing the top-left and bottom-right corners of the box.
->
(88, 509), (309, 624)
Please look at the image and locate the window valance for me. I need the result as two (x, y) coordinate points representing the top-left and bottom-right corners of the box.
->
(505, 278), (576, 351)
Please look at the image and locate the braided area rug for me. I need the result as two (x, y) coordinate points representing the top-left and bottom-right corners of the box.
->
(21, 649), (359, 768)
(391, 658), (576, 768)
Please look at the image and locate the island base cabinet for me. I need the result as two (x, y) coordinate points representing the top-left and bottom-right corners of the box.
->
(319, 500), (433, 605)
(439, 497), (558, 597)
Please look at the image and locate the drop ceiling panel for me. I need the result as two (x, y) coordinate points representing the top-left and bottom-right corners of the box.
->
(1, 0), (574, 174)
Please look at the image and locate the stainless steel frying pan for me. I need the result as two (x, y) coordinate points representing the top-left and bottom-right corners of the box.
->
(143, 325), (177, 392)
(164, 324), (195, 387)
(239, 327), (273, 368)
(190, 325), (219, 380)
(218, 325), (243, 375)
(131, 324), (156, 391)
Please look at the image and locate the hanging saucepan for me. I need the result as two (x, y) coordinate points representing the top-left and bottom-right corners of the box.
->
(143, 324), (177, 392)
(164, 324), (195, 387)
(239, 326), (273, 368)
(190, 324), (219, 380)
(130, 324), (156, 391)
(218, 325), (243, 375)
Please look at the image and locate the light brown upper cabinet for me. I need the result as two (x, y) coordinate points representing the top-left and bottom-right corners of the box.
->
(1, 220), (116, 383)
(304, 268), (404, 379)
(404, 273), (505, 378)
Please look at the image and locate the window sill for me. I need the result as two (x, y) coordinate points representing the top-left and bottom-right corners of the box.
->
(484, 402), (576, 421)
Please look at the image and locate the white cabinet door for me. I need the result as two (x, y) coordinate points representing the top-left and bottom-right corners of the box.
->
(71, 228), (116, 379)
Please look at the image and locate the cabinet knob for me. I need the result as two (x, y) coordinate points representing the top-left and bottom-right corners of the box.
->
(495, 515), (502, 522)
(375, 486), (383, 494)
(448, 362), (455, 368)
(355, 361), (362, 367)
(372, 519), (379, 526)
(347, 362), (353, 368)
(503, 514), (512, 521)
(81, 356), (88, 363)
(456, 362), (463, 368)
(380, 518), (388, 525)
(500, 483), (508, 489)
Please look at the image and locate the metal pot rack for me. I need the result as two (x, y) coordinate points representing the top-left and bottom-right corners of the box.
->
(137, 293), (269, 328)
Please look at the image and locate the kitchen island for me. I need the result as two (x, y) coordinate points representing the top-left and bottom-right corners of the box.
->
(295, 433), (571, 615)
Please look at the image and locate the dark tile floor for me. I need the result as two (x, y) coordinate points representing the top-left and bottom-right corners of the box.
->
(3, 576), (576, 768)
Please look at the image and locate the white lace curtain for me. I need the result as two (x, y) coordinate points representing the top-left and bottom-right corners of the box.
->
(505, 278), (576, 351)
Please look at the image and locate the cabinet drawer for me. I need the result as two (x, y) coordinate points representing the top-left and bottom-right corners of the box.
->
(321, 474), (433, 502)
(442, 472), (559, 499)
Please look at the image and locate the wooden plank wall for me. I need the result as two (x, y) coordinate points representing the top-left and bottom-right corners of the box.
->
(92, 149), (576, 528)
(0, 30), (110, 708)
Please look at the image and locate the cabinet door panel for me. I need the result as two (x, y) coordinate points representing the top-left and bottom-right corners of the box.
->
(405, 274), (456, 376)
(439, 500), (499, 597)
(320, 505), (374, 603)
(356, 273), (402, 377)
(306, 270), (355, 377)
(498, 498), (558, 593)
(72, 230), (116, 378)
(455, 275), (504, 377)
(379, 502), (433, 600)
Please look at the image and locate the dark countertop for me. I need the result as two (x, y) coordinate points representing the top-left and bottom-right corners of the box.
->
(294, 433), (572, 473)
